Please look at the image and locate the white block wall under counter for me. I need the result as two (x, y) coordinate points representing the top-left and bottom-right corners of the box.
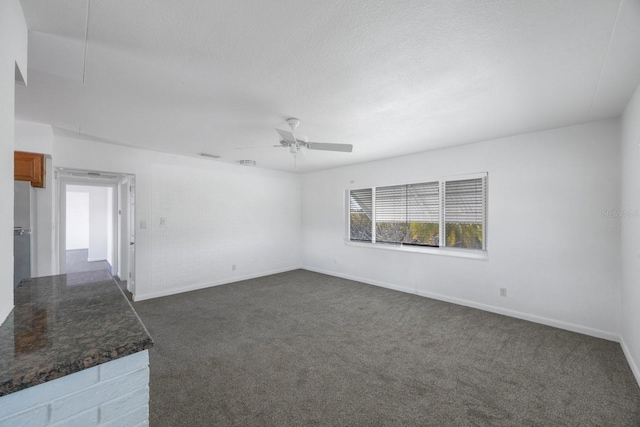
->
(0, 270), (153, 426)
(0, 351), (149, 427)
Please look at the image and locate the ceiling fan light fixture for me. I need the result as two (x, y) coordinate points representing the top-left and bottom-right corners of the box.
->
(286, 118), (300, 130)
(239, 159), (257, 166)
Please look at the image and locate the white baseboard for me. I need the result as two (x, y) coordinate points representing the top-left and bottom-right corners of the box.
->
(87, 257), (107, 262)
(302, 266), (620, 342)
(133, 265), (303, 302)
(620, 338), (640, 388)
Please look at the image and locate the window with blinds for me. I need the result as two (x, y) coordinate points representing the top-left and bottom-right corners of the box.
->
(443, 178), (486, 249)
(349, 188), (373, 242)
(375, 182), (439, 246)
(348, 173), (486, 251)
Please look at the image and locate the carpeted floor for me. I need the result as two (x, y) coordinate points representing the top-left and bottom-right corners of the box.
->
(133, 270), (640, 426)
(65, 249), (111, 274)
(65, 249), (134, 300)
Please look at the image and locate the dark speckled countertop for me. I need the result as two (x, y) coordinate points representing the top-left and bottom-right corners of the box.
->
(0, 270), (153, 396)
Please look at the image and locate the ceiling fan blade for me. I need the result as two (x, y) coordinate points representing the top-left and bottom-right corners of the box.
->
(307, 142), (353, 152)
(275, 128), (296, 144)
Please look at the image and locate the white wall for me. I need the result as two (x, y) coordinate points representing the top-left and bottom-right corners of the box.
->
(14, 120), (53, 154)
(0, 0), (27, 324)
(66, 191), (90, 249)
(87, 186), (108, 262)
(302, 120), (622, 340)
(621, 84), (640, 384)
(66, 185), (111, 262)
(53, 136), (302, 300)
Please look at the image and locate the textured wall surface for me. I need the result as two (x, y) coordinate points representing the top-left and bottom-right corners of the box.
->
(52, 136), (302, 300)
(149, 162), (302, 298)
(0, 350), (150, 427)
(302, 120), (622, 340)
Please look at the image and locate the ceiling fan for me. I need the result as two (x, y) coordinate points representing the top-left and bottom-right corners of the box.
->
(275, 118), (353, 154)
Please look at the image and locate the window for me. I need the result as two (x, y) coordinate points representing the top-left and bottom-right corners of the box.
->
(349, 188), (373, 242)
(375, 182), (439, 246)
(348, 174), (487, 252)
(443, 178), (485, 249)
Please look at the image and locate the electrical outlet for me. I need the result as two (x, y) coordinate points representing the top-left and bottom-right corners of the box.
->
(160, 217), (166, 226)
(140, 220), (147, 229)
(500, 288), (507, 297)
(232, 264), (236, 271)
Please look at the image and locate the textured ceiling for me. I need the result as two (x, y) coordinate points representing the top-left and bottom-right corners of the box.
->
(16, 0), (640, 173)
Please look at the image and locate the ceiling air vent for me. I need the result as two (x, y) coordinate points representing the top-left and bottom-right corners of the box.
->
(239, 160), (256, 166)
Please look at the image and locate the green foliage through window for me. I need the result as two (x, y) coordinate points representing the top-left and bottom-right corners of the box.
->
(350, 213), (372, 242)
(445, 223), (483, 249)
(375, 222), (439, 246)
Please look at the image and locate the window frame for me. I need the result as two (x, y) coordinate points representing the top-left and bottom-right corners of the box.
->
(345, 172), (488, 260)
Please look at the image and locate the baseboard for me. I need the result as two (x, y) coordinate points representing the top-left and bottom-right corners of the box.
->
(302, 266), (619, 342)
(413, 289), (619, 342)
(86, 257), (107, 262)
(303, 265), (417, 295)
(133, 265), (303, 301)
(620, 338), (640, 388)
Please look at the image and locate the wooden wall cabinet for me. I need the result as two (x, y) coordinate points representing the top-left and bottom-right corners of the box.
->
(15, 151), (45, 188)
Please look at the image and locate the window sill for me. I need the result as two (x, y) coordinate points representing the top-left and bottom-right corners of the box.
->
(344, 240), (489, 260)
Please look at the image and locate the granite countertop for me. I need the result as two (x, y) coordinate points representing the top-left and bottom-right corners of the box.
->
(0, 270), (153, 396)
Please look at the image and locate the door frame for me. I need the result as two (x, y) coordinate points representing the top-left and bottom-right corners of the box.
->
(55, 169), (136, 294)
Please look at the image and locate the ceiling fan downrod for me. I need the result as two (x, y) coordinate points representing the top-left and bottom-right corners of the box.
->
(287, 118), (302, 151)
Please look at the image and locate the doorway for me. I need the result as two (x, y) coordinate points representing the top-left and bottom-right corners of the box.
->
(56, 168), (136, 295)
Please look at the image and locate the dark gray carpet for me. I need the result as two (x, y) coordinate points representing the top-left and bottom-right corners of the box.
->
(65, 249), (111, 274)
(133, 270), (640, 426)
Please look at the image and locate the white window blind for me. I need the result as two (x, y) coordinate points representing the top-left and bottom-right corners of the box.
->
(375, 185), (406, 244)
(407, 182), (440, 223)
(374, 182), (439, 246)
(443, 177), (486, 249)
